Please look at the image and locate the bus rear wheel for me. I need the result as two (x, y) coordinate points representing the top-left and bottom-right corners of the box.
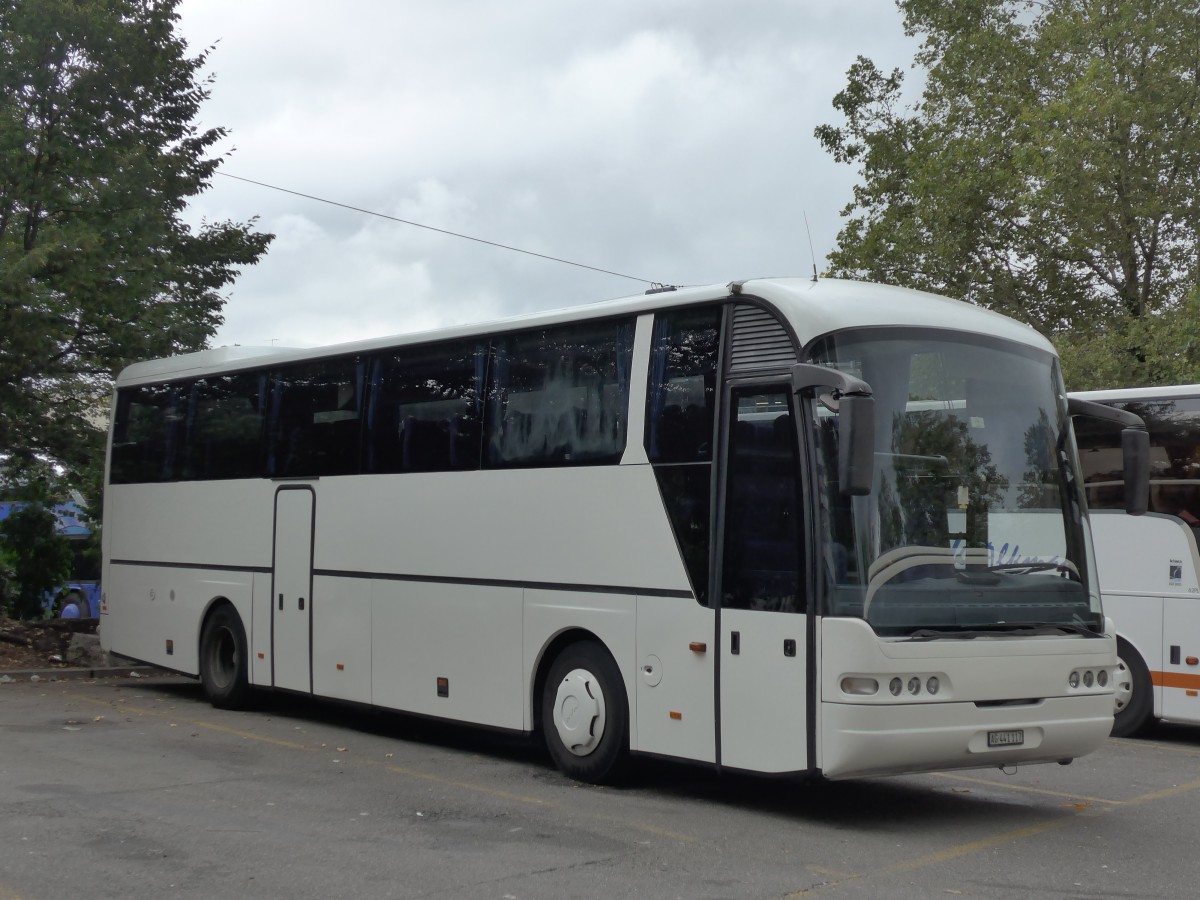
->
(1111, 638), (1153, 738)
(199, 605), (252, 710)
(541, 641), (628, 784)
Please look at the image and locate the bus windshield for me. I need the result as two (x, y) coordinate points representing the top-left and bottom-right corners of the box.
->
(809, 327), (1097, 638)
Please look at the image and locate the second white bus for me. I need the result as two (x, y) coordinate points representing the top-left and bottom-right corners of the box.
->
(1072, 384), (1200, 736)
(101, 277), (1144, 782)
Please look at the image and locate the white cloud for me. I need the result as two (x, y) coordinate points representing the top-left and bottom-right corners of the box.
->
(178, 0), (921, 350)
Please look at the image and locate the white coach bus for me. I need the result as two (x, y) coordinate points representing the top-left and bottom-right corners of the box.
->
(1071, 384), (1200, 736)
(100, 277), (1147, 782)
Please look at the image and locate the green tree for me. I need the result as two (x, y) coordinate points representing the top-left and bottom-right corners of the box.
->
(815, 0), (1200, 389)
(0, 498), (71, 620)
(0, 0), (273, 493)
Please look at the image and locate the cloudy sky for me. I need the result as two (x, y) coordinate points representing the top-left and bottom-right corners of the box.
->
(176, 1), (921, 349)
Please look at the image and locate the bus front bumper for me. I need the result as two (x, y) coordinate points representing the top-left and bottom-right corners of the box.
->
(819, 693), (1114, 780)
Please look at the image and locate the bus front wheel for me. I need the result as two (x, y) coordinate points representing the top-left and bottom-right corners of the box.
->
(541, 641), (629, 784)
(199, 605), (252, 710)
(1112, 638), (1153, 738)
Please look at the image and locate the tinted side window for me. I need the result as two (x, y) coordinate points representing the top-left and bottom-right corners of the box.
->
(268, 358), (363, 477)
(182, 373), (267, 480)
(1077, 397), (1200, 523)
(1074, 415), (1126, 510)
(110, 383), (184, 484)
(645, 306), (724, 604)
(653, 466), (712, 603)
(722, 390), (804, 612)
(646, 307), (722, 463)
(485, 319), (634, 467)
(365, 341), (484, 473)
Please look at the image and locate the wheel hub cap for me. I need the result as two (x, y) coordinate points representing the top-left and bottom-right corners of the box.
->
(553, 668), (606, 756)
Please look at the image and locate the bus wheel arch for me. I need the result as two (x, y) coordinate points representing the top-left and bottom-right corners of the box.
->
(535, 633), (629, 784)
(1112, 636), (1154, 738)
(198, 600), (253, 710)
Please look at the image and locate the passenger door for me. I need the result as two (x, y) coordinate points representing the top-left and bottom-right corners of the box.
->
(272, 486), (314, 692)
(717, 385), (810, 773)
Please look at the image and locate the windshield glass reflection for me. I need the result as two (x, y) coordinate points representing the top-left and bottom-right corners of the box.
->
(809, 328), (1097, 638)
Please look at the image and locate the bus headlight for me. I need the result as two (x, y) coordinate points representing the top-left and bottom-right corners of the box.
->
(926, 676), (940, 696)
(907, 676), (921, 695)
(889, 677), (903, 696)
(1083, 670), (1094, 688)
(1068, 671), (1081, 689)
(1097, 669), (1109, 688)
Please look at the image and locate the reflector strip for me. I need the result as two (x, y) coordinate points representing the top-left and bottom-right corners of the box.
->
(1152, 671), (1200, 690)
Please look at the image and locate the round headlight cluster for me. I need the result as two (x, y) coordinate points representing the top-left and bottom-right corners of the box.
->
(1069, 668), (1109, 690)
(841, 673), (945, 698)
(885, 675), (941, 697)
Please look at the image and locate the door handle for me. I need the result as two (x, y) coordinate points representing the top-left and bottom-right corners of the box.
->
(730, 631), (740, 655)
(278, 593), (283, 611)
(298, 597), (305, 611)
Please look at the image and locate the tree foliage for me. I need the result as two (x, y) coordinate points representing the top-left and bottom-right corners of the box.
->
(815, 0), (1200, 389)
(0, 498), (71, 620)
(0, 0), (272, 491)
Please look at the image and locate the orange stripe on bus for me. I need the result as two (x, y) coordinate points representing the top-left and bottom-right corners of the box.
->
(1151, 671), (1200, 690)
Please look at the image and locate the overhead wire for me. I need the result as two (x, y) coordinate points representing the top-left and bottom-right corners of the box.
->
(217, 172), (661, 286)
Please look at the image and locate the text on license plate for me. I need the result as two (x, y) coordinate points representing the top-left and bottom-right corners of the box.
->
(988, 729), (1025, 747)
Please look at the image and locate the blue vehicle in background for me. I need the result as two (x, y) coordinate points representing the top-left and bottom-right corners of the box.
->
(0, 495), (100, 618)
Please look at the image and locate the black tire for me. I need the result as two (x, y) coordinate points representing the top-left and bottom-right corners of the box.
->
(541, 641), (629, 784)
(1111, 637), (1153, 738)
(199, 604), (253, 710)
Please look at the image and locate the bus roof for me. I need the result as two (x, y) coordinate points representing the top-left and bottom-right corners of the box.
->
(116, 277), (1054, 385)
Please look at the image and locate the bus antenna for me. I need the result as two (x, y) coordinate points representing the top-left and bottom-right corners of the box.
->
(804, 211), (818, 283)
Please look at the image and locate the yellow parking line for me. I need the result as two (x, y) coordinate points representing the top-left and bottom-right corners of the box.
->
(77, 687), (1200, 888)
(626, 820), (697, 842)
(892, 817), (1072, 872)
(193, 720), (313, 751)
(1111, 736), (1200, 757)
(382, 763), (554, 807)
(932, 771), (1121, 806)
(783, 816), (1074, 896)
(77, 692), (557, 806)
(1122, 775), (1200, 806)
(789, 765), (1200, 894)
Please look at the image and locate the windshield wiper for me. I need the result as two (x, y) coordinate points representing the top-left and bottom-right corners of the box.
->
(907, 626), (1013, 641)
(955, 561), (1082, 585)
(986, 562), (1062, 573)
(907, 622), (1099, 641)
(986, 562), (1079, 577)
(1011, 621), (1099, 637)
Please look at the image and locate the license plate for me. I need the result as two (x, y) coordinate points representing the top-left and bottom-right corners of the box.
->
(988, 729), (1025, 747)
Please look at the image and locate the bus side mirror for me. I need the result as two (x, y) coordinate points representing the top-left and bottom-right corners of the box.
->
(791, 363), (875, 497)
(1121, 427), (1149, 517)
(838, 395), (875, 496)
